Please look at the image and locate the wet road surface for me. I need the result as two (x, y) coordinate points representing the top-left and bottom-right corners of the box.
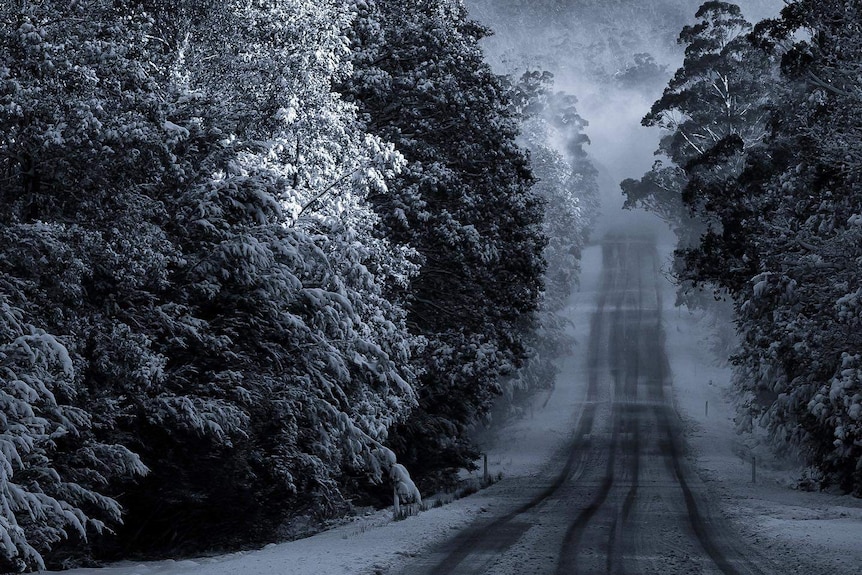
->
(398, 234), (771, 575)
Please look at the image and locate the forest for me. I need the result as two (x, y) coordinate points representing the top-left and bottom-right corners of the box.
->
(0, 0), (595, 571)
(1, 0), (861, 572)
(622, 0), (862, 498)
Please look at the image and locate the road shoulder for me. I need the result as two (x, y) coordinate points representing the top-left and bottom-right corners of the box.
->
(660, 247), (862, 575)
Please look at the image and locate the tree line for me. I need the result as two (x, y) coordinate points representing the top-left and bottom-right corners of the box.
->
(0, 0), (596, 570)
(624, 1), (862, 495)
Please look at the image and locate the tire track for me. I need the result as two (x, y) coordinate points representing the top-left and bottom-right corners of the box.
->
(641, 238), (766, 575)
(426, 243), (616, 575)
(555, 237), (637, 575)
(420, 234), (770, 575)
(556, 235), (764, 575)
(610, 245), (646, 575)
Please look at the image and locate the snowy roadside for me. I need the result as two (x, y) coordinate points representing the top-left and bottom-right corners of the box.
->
(48, 234), (604, 575)
(657, 241), (862, 575)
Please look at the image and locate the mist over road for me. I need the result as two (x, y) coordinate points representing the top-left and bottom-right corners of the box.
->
(397, 234), (770, 575)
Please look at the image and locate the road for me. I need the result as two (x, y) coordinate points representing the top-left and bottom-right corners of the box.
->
(397, 234), (772, 575)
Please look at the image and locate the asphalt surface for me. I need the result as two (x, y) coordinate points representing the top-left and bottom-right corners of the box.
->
(399, 234), (772, 575)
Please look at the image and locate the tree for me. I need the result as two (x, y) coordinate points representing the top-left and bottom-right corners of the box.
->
(633, 0), (862, 494)
(0, 0), (179, 566)
(623, 1), (774, 223)
(621, 2), (777, 308)
(500, 71), (599, 405)
(725, 0), (862, 494)
(2, 0), (422, 561)
(344, 0), (546, 487)
(0, 297), (146, 572)
(91, 0), (423, 551)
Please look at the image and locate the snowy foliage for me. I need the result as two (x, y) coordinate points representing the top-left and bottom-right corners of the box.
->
(0, 0), (570, 563)
(499, 71), (599, 404)
(343, 0), (547, 486)
(715, 1), (862, 493)
(0, 298), (145, 572)
(111, 0), (424, 546)
(1, 0), (425, 562)
(633, 1), (862, 494)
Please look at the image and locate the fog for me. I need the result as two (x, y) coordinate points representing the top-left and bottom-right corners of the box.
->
(466, 0), (784, 239)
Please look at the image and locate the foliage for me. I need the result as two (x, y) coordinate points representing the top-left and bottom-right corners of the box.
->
(725, 0), (862, 494)
(622, 1), (775, 244)
(1, 0), (423, 563)
(344, 0), (547, 488)
(500, 71), (599, 404)
(0, 0), (595, 564)
(628, 0), (862, 494)
(0, 297), (146, 572)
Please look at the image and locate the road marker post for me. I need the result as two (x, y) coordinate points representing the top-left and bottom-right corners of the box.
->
(483, 453), (489, 484)
(751, 456), (756, 484)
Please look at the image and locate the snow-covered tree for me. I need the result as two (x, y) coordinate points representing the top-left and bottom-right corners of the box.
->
(500, 71), (598, 404)
(725, 0), (862, 494)
(0, 0), (177, 565)
(344, 0), (547, 487)
(637, 0), (862, 494)
(2, 0), (422, 559)
(0, 296), (146, 572)
(622, 2), (776, 254)
(96, 0), (423, 549)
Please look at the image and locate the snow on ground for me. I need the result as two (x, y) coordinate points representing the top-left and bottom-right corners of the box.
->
(53, 238), (862, 575)
(657, 239), (862, 574)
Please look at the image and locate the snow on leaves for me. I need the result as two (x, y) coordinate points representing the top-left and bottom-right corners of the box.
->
(0, 0), (426, 564)
(0, 0), (557, 565)
(342, 0), (547, 485)
(637, 2), (862, 494)
(0, 298), (146, 572)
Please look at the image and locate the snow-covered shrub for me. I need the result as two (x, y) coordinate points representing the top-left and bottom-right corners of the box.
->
(0, 299), (146, 572)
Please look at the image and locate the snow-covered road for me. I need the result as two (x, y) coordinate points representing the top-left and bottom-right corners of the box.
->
(394, 233), (773, 575)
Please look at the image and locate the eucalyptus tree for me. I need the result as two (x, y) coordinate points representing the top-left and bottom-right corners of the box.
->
(629, 0), (862, 494)
(623, 2), (775, 244)
(726, 0), (862, 494)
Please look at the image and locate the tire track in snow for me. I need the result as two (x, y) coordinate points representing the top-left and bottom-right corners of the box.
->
(425, 248), (615, 575)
